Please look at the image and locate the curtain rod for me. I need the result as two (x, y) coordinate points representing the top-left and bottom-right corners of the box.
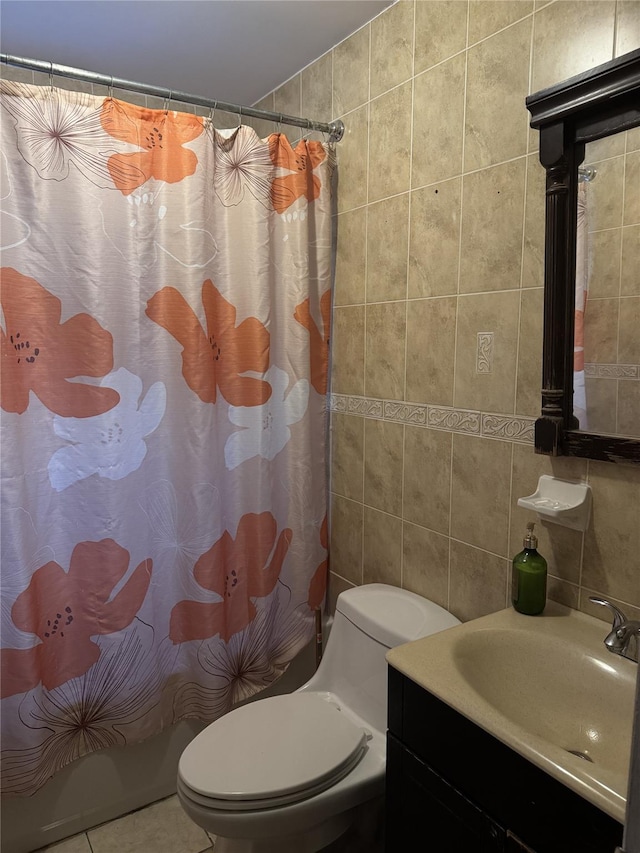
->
(0, 53), (345, 143)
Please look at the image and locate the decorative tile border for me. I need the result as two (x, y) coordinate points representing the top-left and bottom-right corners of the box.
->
(329, 395), (534, 443)
(384, 401), (427, 425)
(329, 394), (347, 412)
(482, 414), (535, 442)
(584, 363), (640, 379)
(428, 407), (480, 434)
(348, 396), (383, 417)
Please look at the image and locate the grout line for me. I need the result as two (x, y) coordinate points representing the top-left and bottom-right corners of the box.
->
(361, 408), (367, 566)
(589, 222), (636, 236)
(334, 284), (543, 309)
(400, 422), (406, 590)
(360, 7), (369, 600)
(412, 6), (537, 87)
(361, 21), (372, 416)
(613, 140), (629, 435)
(614, 136), (631, 434)
(400, 0), (418, 593)
(506, 440), (515, 608)
(403, 0), (417, 403)
(446, 1), (472, 612)
(513, 121), (531, 417)
(338, 150), (536, 218)
(578, 459), (590, 595)
(452, 5), (470, 410)
(446, 430), (454, 612)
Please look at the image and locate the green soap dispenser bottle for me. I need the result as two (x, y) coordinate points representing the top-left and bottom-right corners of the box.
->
(512, 522), (547, 615)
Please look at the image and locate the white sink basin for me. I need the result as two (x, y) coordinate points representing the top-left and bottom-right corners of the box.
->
(386, 602), (637, 823)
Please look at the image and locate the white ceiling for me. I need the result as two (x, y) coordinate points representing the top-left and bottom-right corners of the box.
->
(0, 1), (393, 116)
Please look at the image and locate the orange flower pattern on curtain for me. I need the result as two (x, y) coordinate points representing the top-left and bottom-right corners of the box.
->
(269, 135), (327, 213)
(0, 540), (152, 699)
(1, 268), (119, 417)
(100, 98), (204, 195)
(146, 280), (272, 406)
(0, 81), (333, 797)
(294, 288), (331, 396)
(170, 513), (291, 644)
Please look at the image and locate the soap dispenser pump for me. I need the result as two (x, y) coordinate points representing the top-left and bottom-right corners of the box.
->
(512, 522), (547, 615)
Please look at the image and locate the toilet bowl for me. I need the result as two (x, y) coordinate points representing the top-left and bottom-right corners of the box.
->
(177, 583), (460, 853)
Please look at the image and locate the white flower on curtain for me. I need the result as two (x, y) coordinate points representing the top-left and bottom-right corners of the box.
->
(0, 623), (176, 796)
(140, 480), (224, 599)
(1, 150), (31, 251)
(48, 368), (166, 491)
(224, 366), (309, 470)
(172, 587), (312, 721)
(95, 186), (219, 270)
(0, 82), (118, 188)
(213, 126), (273, 207)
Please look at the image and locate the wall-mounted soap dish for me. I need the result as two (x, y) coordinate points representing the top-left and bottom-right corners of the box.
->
(517, 475), (592, 531)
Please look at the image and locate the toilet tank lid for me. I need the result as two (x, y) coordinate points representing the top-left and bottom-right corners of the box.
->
(336, 583), (460, 649)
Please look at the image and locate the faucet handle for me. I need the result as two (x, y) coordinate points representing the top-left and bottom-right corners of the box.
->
(588, 596), (628, 629)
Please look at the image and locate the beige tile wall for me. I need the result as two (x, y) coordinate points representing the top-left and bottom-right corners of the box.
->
(265, 0), (640, 624)
(3, 1), (639, 628)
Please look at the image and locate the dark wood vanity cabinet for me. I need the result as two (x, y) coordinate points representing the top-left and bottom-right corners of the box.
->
(385, 667), (623, 853)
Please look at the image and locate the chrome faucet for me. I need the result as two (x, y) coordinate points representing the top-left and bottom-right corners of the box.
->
(589, 597), (639, 664)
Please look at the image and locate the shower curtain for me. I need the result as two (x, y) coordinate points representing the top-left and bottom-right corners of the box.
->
(0, 80), (333, 795)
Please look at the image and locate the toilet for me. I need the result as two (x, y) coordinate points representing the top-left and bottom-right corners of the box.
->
(177, 583), (460, 853)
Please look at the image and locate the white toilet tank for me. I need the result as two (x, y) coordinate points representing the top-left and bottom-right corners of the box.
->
(300, 583), (460, 733)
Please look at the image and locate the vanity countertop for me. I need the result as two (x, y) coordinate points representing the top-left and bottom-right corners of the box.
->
(386, 601), (636, 824)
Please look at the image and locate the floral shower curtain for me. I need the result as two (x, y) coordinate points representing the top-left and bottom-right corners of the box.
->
(0, 80), (333, 795)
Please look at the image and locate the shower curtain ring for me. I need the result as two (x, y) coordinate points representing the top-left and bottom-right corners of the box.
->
(48, 61), (54, 91)
(209, 101), (217, 126)
(108, 76), (114, 100)
(237, 106), (242, 128)
(164, 90), (172, 114)
(277, 113), (283, 135)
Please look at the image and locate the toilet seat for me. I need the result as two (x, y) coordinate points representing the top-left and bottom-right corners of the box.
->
(178, 693), (369, 811)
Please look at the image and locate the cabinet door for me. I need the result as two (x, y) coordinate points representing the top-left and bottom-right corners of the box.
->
(386, 734), (508, 852)
(392, 671), (623, 853)
(506, 832), (538, 852)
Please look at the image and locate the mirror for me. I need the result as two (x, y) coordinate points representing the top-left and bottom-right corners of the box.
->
(526, 48), (640, 465)
(575, 134), (640, 439)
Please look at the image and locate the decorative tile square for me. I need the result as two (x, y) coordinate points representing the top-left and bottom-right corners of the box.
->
(476, 332), (494, 374)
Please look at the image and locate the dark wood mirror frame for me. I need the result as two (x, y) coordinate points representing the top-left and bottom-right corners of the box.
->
(526, 48), (640, 466)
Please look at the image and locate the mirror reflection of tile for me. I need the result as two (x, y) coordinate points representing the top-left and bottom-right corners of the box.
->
(578, 132), (640, 438)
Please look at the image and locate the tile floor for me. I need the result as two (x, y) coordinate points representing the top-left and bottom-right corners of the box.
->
(34, 792), (385, 853)
(35, 795), (216, 853)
